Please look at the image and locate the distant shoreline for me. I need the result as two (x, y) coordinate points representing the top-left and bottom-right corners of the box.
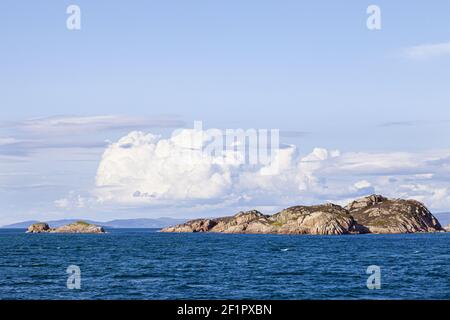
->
(3, 213), (450, 230)
(1, 217), (187, 229)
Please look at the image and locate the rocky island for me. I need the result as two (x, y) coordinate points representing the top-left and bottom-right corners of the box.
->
(161, 195), (445, 235)
(26, 220), (105, 234)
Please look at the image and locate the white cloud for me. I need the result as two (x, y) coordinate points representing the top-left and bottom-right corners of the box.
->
(54, 198), (70, 209)
(95, 130), (234, 203)
(354, 180), (372, 190)
(95, 129), (317, 206)
(94, 129), (450, 213)
(54, 191), (90, 209)
(403, 41), (450, 60)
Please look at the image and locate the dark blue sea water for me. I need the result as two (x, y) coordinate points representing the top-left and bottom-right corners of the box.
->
(0, 229), (449, 300)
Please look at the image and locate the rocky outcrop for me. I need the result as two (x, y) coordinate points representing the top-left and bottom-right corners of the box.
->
(162, 205), (361, 235)
(271, 203), (362, 235)
(27, 223), (51, 233)
(161, 195), (444, 235)
(345, 195), (388, 211)
(346, 196), (443, 234)
(162, 210), (274, 234)
(26, 221), (105, 234)
(53, 221), (105, 233)
(444, 224), (450, 232)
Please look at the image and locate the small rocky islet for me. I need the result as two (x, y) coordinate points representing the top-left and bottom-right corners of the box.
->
(26, 220), (105, 234)
(161, 195), (445, 235)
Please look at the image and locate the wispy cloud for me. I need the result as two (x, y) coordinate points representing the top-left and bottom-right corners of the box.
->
(0, 138), (108, 157)
(280, 130), (310, 138)
(2, 115), (185, 135)
(403, 41), (450, 60)
(0, 115), (186, 157)
(377, 120), (450, 128)
(378, 121), (417, 128)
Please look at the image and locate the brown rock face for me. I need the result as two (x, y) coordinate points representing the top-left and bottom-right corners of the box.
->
(161, 205), (360, 235)
(161, 211), (273, 234)
(162, 219), (217, 233)
(271, 204), (358, 235)
(26, 223), (51, 233)
(346, 195), (443, 234)
(26, 221), (105, 234)
(446, 224), (450, 232)
(53, 221), (105, 234)
(345, 195), (388, 211)
(161, 195), (444, 235)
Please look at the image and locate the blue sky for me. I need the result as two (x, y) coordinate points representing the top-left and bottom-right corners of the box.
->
(1, 1), (450, 225)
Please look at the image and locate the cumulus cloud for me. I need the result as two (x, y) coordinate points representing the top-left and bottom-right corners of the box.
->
(54, 191), (93, 210)
(54, 191), (89, 209)
(403, 41), (450, 60)
(95, 128), (327, 206)
(94, 129), (450, 213)
(96, 131), (231, 203)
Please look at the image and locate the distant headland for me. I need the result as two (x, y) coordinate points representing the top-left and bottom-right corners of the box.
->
(161, 195), (446, 235)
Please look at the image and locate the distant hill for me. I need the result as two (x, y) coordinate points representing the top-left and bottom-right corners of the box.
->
(101, 218), (187, 228)
(1, 217), (187, 229)
(435, 212), (450, 226)
(3, 220), (41, 228)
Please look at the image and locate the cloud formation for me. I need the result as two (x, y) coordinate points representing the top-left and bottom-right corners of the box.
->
(95, 129), (298, 206)
(3, 115), (185, 135)
(54, 191), (88, 209)
(0, 115), (186, 157)
(94, 129), (450, 213)
(403, 41), (450, 60)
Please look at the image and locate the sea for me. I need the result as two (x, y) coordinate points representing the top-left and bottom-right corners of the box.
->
(0, 229), (449, 300)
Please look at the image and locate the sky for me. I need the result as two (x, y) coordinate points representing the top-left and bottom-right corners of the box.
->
(1, 1), (450, 225)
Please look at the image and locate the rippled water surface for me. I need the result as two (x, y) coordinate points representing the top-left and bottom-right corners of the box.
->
(0, 229), (449, 299)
